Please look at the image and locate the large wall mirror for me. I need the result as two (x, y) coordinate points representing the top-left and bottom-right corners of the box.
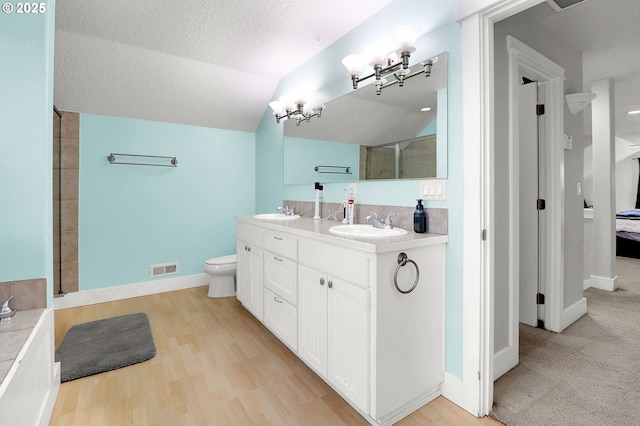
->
(283, 52), (448, 185)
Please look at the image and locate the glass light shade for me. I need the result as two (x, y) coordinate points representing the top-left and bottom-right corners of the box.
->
(342, 54), (367, 76)
(393, 26), (422, 49)
(279, 96), (297, 111)
(364, 42), (393, 67)
(269, 100), (284, 114)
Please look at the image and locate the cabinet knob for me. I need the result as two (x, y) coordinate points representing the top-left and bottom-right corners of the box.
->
(245, 246), (251, 252)
(320, 277), (325, 286)
(328, 280), (333, 289)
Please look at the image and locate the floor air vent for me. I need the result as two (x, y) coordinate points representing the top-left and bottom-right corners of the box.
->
(150, 262), (179, 278)
(545, 0), (589, 11)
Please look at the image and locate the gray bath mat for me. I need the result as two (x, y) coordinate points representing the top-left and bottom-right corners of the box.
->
(56, 312), (156, 382)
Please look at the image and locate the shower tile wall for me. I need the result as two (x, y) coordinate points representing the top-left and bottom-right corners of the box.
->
(53, 111), (79, 294)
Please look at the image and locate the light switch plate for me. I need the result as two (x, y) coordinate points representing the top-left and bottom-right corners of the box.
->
(421, 179), (447, 200)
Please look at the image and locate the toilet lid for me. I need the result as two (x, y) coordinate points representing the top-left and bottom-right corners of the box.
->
(205, 254), (237, 266)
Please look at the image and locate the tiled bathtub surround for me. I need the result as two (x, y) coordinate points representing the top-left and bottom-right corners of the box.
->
(0, 278), (47, 310)
(283, 200), (448, 235)
(53, 110), (79, 294)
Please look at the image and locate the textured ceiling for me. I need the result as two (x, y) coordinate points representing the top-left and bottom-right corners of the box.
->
(54, 0), (394, 132)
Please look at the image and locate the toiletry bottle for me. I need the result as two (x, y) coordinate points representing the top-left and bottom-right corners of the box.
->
(414, 199), (427, 233)
(347, 199), (355, 224)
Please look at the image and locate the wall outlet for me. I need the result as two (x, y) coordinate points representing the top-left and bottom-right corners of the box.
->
(347, 182), (357, 199)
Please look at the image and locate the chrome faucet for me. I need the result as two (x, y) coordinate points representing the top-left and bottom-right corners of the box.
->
(277, 205), (296, 216)
(365, 212), (395, 229)
(0, 295), (16, 322)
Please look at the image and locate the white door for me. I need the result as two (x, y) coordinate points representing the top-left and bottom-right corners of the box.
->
(518, 79), (543, 328)
(327, 277), (369, 413)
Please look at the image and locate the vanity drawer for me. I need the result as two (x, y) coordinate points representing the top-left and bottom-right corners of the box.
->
(264, 251), (297, 306)
(237, 223), (264, 248)
(299, 241), (369, 288)
(264, 231), (298, 260)
(264, 288), (297, 351)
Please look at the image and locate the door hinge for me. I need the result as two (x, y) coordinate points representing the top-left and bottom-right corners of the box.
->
(536, 104), (545, 115)
(536, 293), (545, 305)
(537, 199), (546, 210)
(482, 229), (487, 241)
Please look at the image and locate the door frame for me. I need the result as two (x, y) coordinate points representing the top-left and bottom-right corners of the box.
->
(494, 35), (566, 380)
(458, 0), (560, 416)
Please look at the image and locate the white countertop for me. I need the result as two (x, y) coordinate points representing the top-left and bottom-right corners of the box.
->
(236, 215), (448, 254)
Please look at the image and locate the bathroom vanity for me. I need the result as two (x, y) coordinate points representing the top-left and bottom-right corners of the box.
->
(235, 215), (447, 425)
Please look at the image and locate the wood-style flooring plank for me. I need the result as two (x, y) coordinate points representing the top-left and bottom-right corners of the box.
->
(50, 286), (500, 425)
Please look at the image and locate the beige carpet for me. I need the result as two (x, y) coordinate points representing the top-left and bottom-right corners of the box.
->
(491, 256), (640, 425)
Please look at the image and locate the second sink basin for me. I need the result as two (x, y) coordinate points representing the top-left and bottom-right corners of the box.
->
(253, 213), (300, 221)
(329, 224), (408, 238)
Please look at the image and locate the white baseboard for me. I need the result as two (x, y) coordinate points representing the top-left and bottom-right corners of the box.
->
(590, 274), (618, 291)
(583, 277), (591, 290)
(441, 372), (463, 408)
(54, 274), (209, 310)
(560, 296), (587, 332)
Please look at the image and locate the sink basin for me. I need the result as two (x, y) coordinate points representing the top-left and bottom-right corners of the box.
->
(253, 213), (300, 221)
(329, 224), (408, 238)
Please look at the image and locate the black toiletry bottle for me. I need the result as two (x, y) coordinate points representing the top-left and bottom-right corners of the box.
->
(414, 199), (427, 233)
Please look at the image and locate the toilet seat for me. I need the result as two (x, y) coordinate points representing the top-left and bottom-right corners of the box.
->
(205, 254), (237, 266)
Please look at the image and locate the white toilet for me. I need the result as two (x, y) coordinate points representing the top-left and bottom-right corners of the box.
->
(203, 254), (237, 298)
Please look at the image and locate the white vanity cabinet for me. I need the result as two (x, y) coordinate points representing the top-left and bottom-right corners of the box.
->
(236, 216), (447, 426)
(298, 241), (370, 413)
(263, 231), (298, 350)
(236, 223), (264, 321)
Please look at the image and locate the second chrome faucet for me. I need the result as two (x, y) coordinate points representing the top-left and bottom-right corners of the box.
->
(365, 212), (395, 229)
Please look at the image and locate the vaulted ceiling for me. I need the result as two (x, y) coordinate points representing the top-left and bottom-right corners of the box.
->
(54, 0), (394, 132)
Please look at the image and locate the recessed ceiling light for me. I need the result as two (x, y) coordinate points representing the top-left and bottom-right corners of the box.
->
(421, 107), (432, 112)
(628, 110), (640, 115)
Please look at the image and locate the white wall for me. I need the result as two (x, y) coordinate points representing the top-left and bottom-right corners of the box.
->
(584, 137), (640, 212)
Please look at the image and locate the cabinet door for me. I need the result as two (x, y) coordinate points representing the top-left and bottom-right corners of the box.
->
(236, 240), (263, 320)
(328, 277), (369, 413)
(297, 265), (328, 378)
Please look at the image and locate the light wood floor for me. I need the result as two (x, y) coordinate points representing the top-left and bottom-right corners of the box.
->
(50, 287), (501, 425)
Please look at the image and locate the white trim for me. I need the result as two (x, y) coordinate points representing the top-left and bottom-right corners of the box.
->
(506, 35), (566, 335)
(493, 345), (518, 380)
(459, 0), (548, 417)
(441, 372), (463, 407)
(560, 297), (587, 331)
(53, 274), (209, 310)
(589, 274), (618, 291)
(583, 278), (591, 290)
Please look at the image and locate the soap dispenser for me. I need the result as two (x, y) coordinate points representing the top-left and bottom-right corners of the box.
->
(414, 199), (427, 233)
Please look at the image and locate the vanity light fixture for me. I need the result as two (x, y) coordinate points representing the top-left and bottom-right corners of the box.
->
(341, 26), (429, 95)
(268, 97), (325, 126)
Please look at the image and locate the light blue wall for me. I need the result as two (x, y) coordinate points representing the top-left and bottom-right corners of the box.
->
(79, 114), (255, 290)
(0, 1), (55, 306)
(283, 137), (360, 184)
(255, 0), (463, 377)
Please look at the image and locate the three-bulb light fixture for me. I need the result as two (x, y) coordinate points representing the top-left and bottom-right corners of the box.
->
(342, 26), (429, 95)
(268, 97), (325, 126)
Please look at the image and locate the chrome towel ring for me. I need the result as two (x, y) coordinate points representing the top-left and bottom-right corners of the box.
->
(394, 252), (419, 294)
